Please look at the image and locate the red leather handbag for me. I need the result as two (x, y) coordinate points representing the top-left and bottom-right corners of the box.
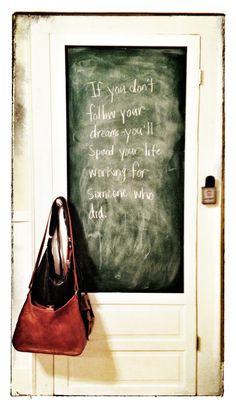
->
(12, 197), (93, 356)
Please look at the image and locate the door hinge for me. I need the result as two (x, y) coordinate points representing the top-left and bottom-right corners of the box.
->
(199, 69), (204, 86)
(196, 336), (201, 351)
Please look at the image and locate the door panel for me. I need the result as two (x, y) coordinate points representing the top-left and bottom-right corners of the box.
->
(55, 346), (195, 396)
(48, 26), (200, 395)
(92, 304), (184, 338)
(54, 351), (187, 396)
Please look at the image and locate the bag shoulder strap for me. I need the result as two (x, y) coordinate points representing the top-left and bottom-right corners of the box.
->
(29, 197), (79, 292)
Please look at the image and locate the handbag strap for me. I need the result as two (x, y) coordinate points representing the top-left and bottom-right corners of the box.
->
(29, 197), (79, 293)
(59, 197), (79, 292)
(48, 197), (70, 239)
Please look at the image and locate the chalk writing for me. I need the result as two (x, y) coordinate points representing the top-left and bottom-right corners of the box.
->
(87, 104), (116, 122)
(87, 78), (154, 103)
(82, 72), (161, 222)
(88, 166), (127, 183)
(120, 106), (146, 124)
(67, 46), (186, 293)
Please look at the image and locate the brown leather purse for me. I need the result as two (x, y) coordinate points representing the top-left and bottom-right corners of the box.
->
(12, 197), (94, 356)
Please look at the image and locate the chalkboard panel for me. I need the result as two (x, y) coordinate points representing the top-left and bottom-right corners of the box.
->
(66, 47), (186, 293)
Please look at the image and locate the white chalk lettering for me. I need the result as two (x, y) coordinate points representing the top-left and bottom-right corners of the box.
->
(107, 84), (127, 103)
(88, 144), (114, 160)
(144, 143), (161, 157)
(129, 78), (154, 94)
(90, 124), (119, 139)
(147, 121), (154, 135)
(133, 188), (154, 200)
(119, 147), (140, 161)
(88, 203), (107, 220)
(123, 127), (143, 143)
(87, 188), (128, 200)
(120, 106), (146, 124)
(87, 104), (116, 122)
(88, 166), (127, 183)
(87, 81), (103, 98)
(131, 161), (149, 179)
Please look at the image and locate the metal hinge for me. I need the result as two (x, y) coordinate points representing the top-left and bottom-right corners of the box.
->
(199, 69), (204, 86)
(196, 336), (201, 351)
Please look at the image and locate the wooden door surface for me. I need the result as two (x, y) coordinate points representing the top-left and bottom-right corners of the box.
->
(48, 29), (200, 396)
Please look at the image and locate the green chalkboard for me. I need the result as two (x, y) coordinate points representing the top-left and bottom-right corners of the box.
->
(66, 46), (186, 293)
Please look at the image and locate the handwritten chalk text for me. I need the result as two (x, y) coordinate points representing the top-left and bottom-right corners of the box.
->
(87, 78), (154, 103)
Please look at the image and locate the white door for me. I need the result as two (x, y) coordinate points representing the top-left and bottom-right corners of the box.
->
(12, 15), (223, 396)
(48, 25), (199, 396)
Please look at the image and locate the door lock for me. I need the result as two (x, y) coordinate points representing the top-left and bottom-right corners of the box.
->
(202, 176), (216, 205)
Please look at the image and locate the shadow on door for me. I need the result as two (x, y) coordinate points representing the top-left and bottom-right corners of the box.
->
(37, 202), (118, 391)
